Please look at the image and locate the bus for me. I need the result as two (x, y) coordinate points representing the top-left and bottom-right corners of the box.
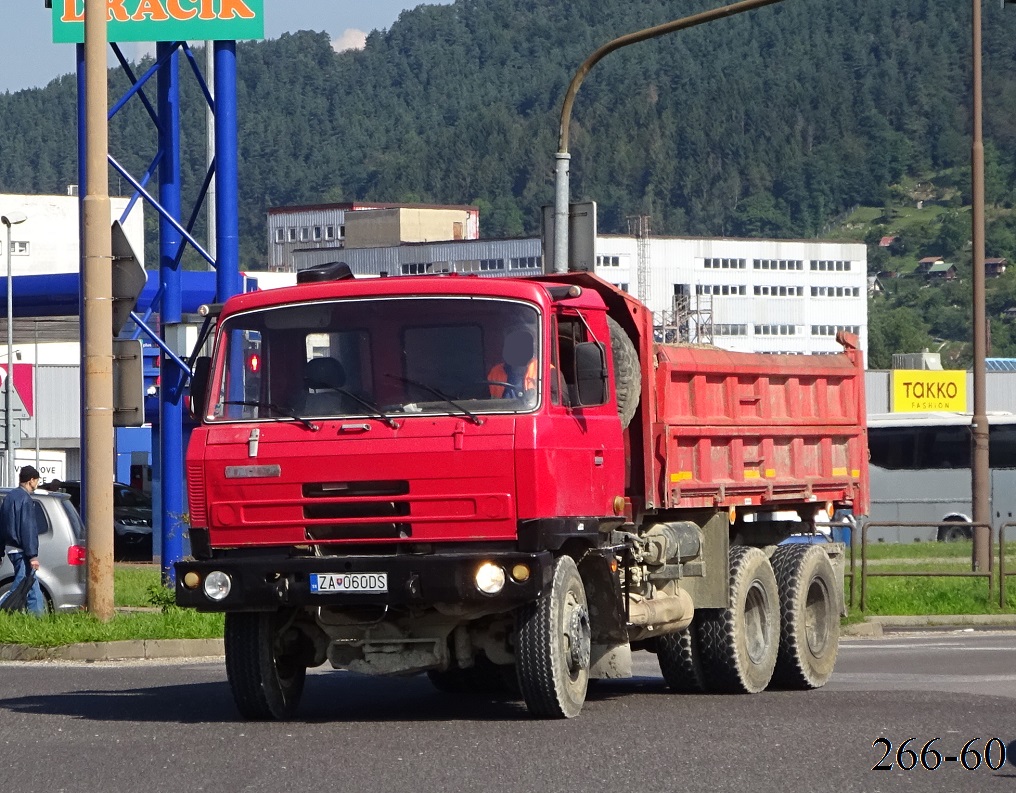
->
(864, 412), (1016, 543)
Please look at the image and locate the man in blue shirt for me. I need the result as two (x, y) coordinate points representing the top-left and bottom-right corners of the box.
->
(1, 465), (44, 615)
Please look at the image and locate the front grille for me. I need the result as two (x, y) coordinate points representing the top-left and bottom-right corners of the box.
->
(303, 480), (412, 541)
(303, 480), (409, 498)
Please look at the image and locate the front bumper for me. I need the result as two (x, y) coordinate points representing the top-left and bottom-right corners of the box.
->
(175, 550), (554, 612)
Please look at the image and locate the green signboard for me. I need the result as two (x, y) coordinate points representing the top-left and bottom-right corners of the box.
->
(52, 0), (265, 44)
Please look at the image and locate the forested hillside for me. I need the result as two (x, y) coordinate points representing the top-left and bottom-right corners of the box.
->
(3, 0), (1016, 362)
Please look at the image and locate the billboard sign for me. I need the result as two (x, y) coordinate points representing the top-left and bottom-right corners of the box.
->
(891, 369), (967, 412)
(52, 0), (265, 44)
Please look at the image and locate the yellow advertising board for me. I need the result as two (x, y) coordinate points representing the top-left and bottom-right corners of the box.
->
(891, 369), (967, 412)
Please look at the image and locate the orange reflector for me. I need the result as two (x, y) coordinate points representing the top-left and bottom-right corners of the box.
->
(728, 505), (737, 524)
(183, 571), (201, 589)
(511, 564), (531, 583)
(609, 558), (618, 573)
(825, 501), (834, 518)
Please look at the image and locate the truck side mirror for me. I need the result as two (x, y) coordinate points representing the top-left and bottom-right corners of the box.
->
(573, 341), (608, 406)
(189, 356), (212, 420)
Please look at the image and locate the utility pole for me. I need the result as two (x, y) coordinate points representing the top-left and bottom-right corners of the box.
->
(83, 0), (115, 621)
(970, 0), (991, 582)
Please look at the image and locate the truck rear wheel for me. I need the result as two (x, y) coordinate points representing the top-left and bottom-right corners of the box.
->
(769, 544), (840, 689)
(224, 610), (307, 720)
(608, 316), (641, 429)
(696, 546), (779, 694)
(657, 619), (707, 693)
(515, 555), (591, 718)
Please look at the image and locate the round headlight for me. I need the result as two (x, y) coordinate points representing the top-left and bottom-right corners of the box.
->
(203, 570), (232, 601)
(475, 562), (506, 595)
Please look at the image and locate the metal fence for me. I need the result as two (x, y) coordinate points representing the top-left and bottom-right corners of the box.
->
(849, 521), (1011, 612)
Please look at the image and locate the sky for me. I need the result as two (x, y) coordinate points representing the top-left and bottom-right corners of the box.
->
(0, 1), (455, 94)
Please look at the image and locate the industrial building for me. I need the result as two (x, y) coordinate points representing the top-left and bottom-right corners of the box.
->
(267, 202), (480, 272)
(291, 233), (869, 359)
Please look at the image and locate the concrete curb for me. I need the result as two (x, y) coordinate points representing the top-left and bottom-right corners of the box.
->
(841, 621), (884, 638)
(0, 638), (223, 662)
(2, 615), (1014, 659)
(841, 613), (1016, 639)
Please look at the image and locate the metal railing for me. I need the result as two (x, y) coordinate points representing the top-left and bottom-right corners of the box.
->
(853, 521), (1000, 612)
(999, 523), (1016, 610)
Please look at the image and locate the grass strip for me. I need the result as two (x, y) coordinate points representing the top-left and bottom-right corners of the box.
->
(0, 610), (224, 647)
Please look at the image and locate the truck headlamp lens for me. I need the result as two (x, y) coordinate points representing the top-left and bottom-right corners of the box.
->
(203, 571), (232, 601)
(475, 563), (506, 595)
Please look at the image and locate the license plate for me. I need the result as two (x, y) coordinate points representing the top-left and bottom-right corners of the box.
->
(310, 572), (388, 594)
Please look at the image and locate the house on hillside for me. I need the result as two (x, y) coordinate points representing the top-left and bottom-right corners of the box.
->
(986, 257), (1008, 277)
(878, 235), (896, 248)
(916, 256), (944, 275)
(926, 262), (957, 280)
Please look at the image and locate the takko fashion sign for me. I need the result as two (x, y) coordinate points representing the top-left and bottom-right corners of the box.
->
(891, 369), (967, 413)
(52, 0), (265, 43)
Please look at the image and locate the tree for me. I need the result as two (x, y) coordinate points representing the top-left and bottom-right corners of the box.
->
(867, 303), (933, 369)
(934, 210), (968, 258)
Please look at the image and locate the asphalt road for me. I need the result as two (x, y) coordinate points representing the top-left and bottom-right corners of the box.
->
(1, 631), (1014, 793)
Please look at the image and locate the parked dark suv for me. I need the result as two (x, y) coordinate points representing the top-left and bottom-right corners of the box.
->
(47, 480), (153, 560)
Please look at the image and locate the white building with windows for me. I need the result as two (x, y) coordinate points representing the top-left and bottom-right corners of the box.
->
(291, 234), (867, 359)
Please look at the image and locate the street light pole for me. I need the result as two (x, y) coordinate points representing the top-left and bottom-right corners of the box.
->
(551, 0), (786, 273)
(1, 211), (27, 486)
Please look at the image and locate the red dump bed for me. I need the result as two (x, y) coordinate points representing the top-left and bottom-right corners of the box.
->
(648, 337), (868, 515)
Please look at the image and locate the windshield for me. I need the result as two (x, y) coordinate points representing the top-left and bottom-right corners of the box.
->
(206, 296), (542, 422)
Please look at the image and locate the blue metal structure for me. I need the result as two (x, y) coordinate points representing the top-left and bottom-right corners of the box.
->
(76, 39), (242, 583)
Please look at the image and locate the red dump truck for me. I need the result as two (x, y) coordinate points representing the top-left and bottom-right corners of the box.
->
(176, 264), (868, 719)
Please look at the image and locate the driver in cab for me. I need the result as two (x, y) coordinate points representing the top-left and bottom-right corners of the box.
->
(487, 328), (537, 399)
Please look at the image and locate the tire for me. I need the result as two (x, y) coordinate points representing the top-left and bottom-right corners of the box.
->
(224, 611), (307, 720)
(607, 316), (641, 429)
(769, 544), (840, 690)
(937, 519), (971, 543)
(657, 619), (707, 693)
(695, 546), (779, 694)
(516, 555), (591, 718)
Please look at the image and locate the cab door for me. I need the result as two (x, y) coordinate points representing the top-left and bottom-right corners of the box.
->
(519, 311), (624, 519)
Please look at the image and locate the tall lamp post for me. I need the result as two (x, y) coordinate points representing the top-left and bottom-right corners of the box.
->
(1, 211), (27, 487)
(551, 0), (785, 273)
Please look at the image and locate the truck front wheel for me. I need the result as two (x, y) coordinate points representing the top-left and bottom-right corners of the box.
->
(224, 610), (307, 720)
(515, 555), (591, 718)
(769, 544), (840, 689)
(696, 546), (779, 694)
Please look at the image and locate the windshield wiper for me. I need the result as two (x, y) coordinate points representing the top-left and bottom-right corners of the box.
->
(386, 374), (484, 426)
(221, 400), (320, 431)
(313, 386), (400, 429)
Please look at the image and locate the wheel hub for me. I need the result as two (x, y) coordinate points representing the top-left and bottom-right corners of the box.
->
(565, 603), (591, 672)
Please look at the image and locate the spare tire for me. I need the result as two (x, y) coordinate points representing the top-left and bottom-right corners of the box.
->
(607, 316), (641, 429)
